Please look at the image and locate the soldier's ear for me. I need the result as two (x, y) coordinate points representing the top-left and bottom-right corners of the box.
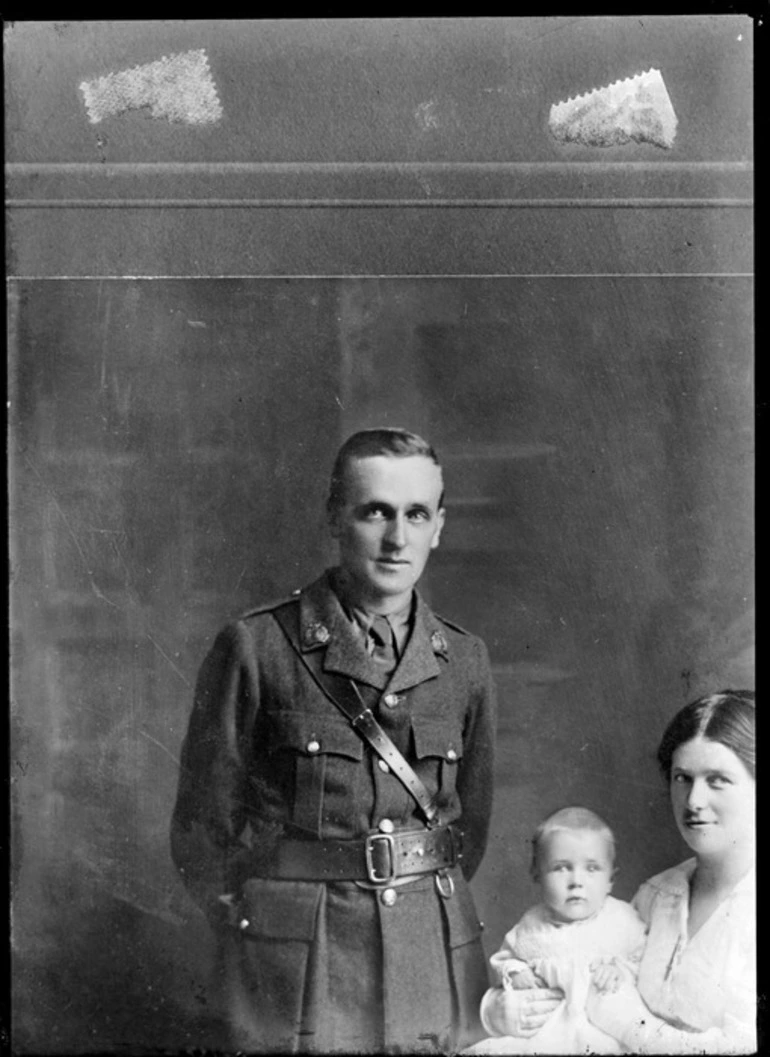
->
(430, 507), (446, 550)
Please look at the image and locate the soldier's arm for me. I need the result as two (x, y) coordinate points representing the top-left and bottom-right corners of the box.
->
(170, 621), (257, 927)
(455, 636), (497, 880)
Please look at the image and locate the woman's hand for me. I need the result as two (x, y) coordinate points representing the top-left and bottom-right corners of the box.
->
(481, 985), (563, 1039)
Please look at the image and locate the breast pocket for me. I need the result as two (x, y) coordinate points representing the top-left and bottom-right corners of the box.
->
(266, 710), (364, 836)
(411, 713), (464, 800)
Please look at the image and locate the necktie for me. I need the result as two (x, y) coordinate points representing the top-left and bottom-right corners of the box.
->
(369, 614), (397, 666)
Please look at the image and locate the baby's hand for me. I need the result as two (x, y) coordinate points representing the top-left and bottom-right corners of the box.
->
(506, 966), (545, 991)
(590, 958), (623, 994)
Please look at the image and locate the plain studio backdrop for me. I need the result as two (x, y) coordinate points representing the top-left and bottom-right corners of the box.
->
(7, 17), (753, 1053)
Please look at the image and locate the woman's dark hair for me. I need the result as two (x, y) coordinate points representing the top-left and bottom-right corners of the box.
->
(327, 428), (443, 514)
(657, 690), (755, 781)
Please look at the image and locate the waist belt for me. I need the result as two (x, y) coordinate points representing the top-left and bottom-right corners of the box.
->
(254, 824), (461, 884)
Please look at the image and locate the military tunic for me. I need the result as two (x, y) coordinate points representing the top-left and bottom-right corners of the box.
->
(171, 569), (497, 1053)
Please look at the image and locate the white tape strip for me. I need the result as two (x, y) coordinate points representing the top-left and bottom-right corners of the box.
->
(79, 48), (222, 125)
(549, 68), (677, 149)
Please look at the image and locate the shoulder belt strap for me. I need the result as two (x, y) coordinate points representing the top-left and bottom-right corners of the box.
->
(272, 606), (442, 827)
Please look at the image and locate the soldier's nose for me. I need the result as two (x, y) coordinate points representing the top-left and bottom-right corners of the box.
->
(385, 518), (407, 547)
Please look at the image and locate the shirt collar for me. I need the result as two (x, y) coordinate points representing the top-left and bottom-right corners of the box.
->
(297, 568), (448, 691)
(329, 568), (413, 627)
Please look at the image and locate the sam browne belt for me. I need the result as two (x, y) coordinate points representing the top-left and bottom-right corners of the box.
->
(266, 603), (460, 898)
(253, 824), (462, 885)
(272, 604), (444, 827)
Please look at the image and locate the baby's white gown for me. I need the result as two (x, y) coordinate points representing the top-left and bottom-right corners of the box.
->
(466, 896), (647, 1056)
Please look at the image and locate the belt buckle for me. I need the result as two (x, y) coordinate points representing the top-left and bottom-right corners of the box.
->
(365, 833), (396, 884)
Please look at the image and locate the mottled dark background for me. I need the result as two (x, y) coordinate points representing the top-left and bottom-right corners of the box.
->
(8, 17), (753, 1054)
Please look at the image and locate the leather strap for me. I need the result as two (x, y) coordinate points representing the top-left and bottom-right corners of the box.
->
(252, 825), (460, 883)
(272, 605), (442, 826)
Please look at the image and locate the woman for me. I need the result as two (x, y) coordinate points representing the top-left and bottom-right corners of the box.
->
(479, 690), (756, 1054)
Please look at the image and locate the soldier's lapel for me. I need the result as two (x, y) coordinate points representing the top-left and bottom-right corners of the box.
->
(298, 574), (389, 690)
(387, 597), (443, 693)
(322, 621), (389, 690)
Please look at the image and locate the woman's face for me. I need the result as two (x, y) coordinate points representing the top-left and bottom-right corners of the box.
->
(670, 736), (755, 862)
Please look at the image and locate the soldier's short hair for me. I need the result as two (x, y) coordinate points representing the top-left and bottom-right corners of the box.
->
(530, 806), (616, 878)
(327, 428), (444, 513)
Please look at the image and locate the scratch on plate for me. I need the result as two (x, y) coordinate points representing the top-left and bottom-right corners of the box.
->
(24, 452), (122, 607)
(145, 633), (192, 688)
(139, 728), (182, 769)
(233, 565), (247, 593)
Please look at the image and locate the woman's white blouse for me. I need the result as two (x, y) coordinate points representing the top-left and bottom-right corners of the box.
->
(632, 858), (756, 1052)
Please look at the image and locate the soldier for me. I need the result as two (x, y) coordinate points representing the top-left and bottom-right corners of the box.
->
(171, 428), (498, 1053)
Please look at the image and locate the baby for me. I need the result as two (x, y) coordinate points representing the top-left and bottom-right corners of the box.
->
(469, 806), (647, 1055)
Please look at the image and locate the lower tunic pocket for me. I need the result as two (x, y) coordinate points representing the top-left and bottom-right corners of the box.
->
(226, 879), (323, 1053)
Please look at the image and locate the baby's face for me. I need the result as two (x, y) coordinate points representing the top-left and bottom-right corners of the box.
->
(536, 829), (614, 923)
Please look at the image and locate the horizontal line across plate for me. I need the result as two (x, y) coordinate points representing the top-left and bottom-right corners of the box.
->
(6, 160), (753, 208)
(6, 197), (752, 209)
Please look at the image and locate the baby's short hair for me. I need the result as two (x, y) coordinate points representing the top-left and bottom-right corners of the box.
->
(530, 806), (616, 878)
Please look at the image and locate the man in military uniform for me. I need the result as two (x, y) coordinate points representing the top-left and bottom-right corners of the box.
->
(171, 428), (497, 1053)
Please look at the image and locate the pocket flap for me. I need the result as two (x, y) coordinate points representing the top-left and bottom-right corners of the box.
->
(267, 709), (364, 761)
(239, 877), (322, 940)
(411, 714), (464, 762)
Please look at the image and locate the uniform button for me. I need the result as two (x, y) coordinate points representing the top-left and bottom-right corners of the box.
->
(307, 740), (321, 754)
(378, 759), (390, 774)
(446, 748), (458, 761)
(383, 693), (400, 708)
(381, 888), (397, 907)
(238, 918), (250, 930)
(378, 818), (395, 834)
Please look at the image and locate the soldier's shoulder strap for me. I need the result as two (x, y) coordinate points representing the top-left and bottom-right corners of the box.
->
(238, 588), (302, 621)
(432, 611), (471, 636)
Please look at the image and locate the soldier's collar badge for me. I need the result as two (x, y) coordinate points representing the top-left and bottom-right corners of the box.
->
(304, 621), (330, 647)
(430, 630), (449, 657)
